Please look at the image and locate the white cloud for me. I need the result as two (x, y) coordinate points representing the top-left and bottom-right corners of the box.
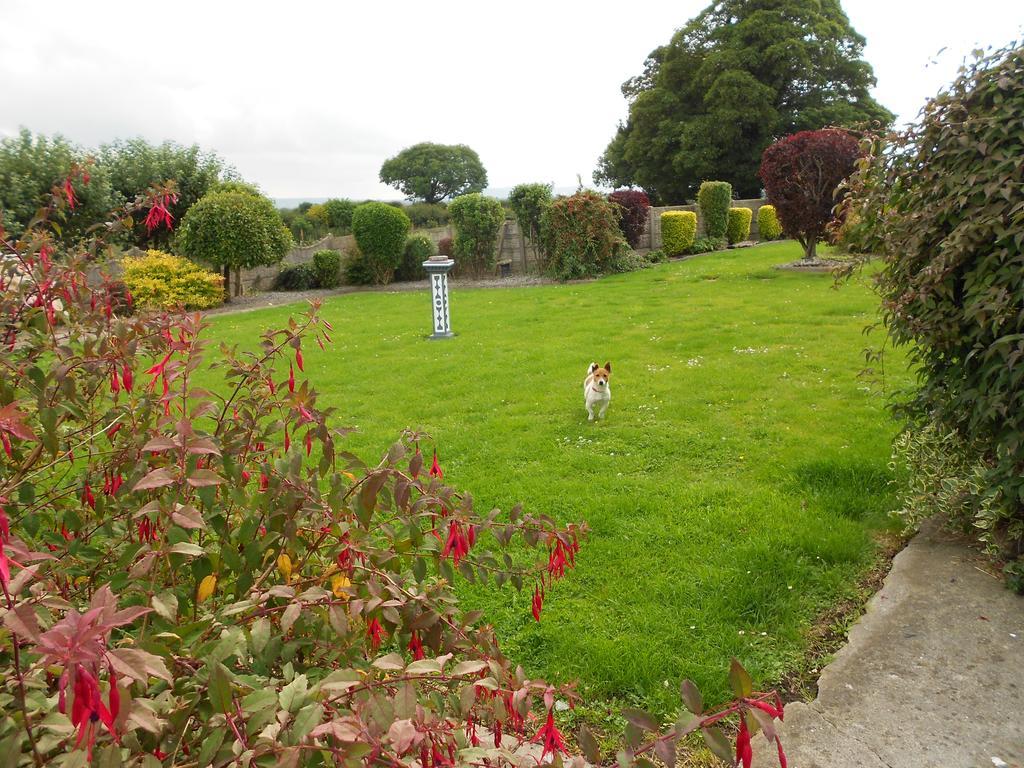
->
(1, 0), (1020, 200)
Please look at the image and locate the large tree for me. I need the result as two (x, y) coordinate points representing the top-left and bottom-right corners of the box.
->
(99, 138), (234, 248)
(379, 143), (487, 204)
(594, 0), (893, 204)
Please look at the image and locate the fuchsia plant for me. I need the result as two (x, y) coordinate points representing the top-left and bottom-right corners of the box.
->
(0, 175), (784, 766)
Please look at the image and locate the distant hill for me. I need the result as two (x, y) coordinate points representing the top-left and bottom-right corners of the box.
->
(274, 186), (583, 209)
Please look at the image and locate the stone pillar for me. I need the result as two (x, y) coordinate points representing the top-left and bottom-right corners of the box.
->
(423, 255), (455, 339)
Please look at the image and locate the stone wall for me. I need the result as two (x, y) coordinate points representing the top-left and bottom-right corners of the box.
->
(242, 197), (769, 290)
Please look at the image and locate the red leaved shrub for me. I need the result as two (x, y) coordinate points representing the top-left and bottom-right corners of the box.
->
(608, 189), (651, 248)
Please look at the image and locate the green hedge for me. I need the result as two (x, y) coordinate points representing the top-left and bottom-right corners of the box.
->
(757, 204), (783, 240)
(726, 207), (753, 244)
(448, 193), (505, 277)
(396, 234), (435, 282)
(312, 249), (341, 288)
(661, 211), (697, 256)
(697, 181), (732, 238)
(351, 202), (411, 285)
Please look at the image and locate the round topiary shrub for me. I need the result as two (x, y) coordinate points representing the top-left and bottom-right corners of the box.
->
(697, 181), (732, 239)
(437, 236), (454, 256)
(540, 191), (627, 280)
(351, 202), (411, 285)
(726, 207), (753, 245)
(121, 249), (224, 309)
(661, 211), (697, 256)
(448, 193), (505, 277)
(757, 204), (783, 240)
(396, 234), (435, 282)
(608, 190), (651, 248)
(274, 262), (319, 291)
(312, 249), (342, 289)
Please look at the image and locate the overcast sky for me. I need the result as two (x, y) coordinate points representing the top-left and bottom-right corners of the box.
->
(1, 1), (1019, 201)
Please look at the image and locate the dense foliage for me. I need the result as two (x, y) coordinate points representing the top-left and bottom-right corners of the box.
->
(448, 194), (505, 278)
(100, 139), (233, 249)
(508, 183), (553, 252)
(351, 202), (411, 285)
(540, 191), (627, 280)
(726, 208), (753, 245)
(274, 262), (320, 291)
(845, 43), (1024, 561)
(697, 182), (732, 239)
(396, 234), (435, 282)
(756, 205), (783, 241)
(594, 0), (892, 203)
(402, 203), (449, 229)
(0, 129), (115, 242)
(759, 129), (861, 260)
(176, 188), (292, 297)
(121, 249), (224, 310)
(379, 144), (487, 204)
(661, 211), (697, 256)
(313, 249), (342, 289)
(608, 190), (651, 248)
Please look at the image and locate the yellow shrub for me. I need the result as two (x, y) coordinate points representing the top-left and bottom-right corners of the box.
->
(757, 205), (783, 241)
(661, 211), (697, 256)
(726, 207), (753, 244)
(122, 250), (224, 310)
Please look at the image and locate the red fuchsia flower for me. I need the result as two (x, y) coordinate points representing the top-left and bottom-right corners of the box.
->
(60, 523), (74, 541)
(259, 473), (269, 491)
(137, 518), (159, 543)
(143, 191), (178, 233)
(267, 376), (276, 395)
(106, 422), (122, 441)
(1, 432), (11, 459)
(82, 482), (95, 510)
(0, 505), (10, 590)
(145, 352), (172, 389)
(465, 714), (481, 747)
(64, 177), (77, 210)
(367, 617), (385, 650)
(407, 630), (425, 660)
(295, 347), (304, 372)
(305, 431), (313, 457)
(65, 667), (119, 760)
(121, 365), (133, 393)
(288, 364), (295, 393)
(241, 470), (251, 483)
(776, 736), (788, 768)
(547, 536), (579, 580)
(284, 427), (291, 453)
(531, 583), (544, 622)
(429, 449), (443, 479)
(533, 709), (566, 758)
(441, 519), (471, 566)
(735, 715), (753, 768)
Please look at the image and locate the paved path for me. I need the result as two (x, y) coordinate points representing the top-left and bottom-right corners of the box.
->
(755, 519), (1023, 768)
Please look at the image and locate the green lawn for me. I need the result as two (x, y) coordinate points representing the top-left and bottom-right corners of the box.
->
(205, 241), (907, 715)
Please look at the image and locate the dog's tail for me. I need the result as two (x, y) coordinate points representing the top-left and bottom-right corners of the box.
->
(587, 362), (598, 375)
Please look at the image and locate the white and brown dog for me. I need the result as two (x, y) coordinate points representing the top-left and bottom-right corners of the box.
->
(583, 362), (612, 421)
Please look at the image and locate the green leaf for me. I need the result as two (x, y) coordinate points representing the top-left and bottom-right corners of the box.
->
(701, 726), (733, 763)
(250, 617), (271, 655)
(151, 592), (178, 622)
(168, 542), (205, 557)
(622, 707), (660, 733)
(197, 728), (227, 766)
(729, 657), (754, 698)
(372, 653), (405, 671)
(290, 702), (322, 744)
(680, 679), (703, 714)
(452, 660), (488, 677)
(207, 661), (233, 713)
(578, 725), (601, 764)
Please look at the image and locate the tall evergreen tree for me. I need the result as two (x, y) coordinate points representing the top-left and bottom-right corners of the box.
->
(595, 0), (893, 203)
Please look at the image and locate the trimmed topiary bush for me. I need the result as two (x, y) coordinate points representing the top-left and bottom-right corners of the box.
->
(608, 189), (651, 248)
(540, 191), (627, 280)
(697, 181), (732, 239)
(448, 193), (505, 277)
(312, 249), (342, 288)
(121, 249), (224, 309)
(437, 236), (453, 257)
(351, 202), (411, 285)
(396, 234), (435, 282)
(726, 207), (753, 245)
(661, 211), (697, 256)
(757, 204), (783, 240)
(508, 183), (553, 250)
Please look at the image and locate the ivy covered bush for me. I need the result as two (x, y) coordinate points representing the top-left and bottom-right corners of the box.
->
(845, 42), (1024, 564)
(608, 190), (651, 248)
(508, 183), (553, 252)
(313, 249), (342, 289)
(696, 181), (732, 239)
(396, 234), (435, 282)
(661, 211), (697, 256)
(757, 204), (782, 241)
(351, 202), (411, 285)
(448, 193), (505, 277)
(540, 191), (628, 280)
(726, 208), (752, 245)
(121, 249), (224, 310)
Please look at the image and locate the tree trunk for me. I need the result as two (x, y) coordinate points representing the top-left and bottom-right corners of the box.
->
(222, 264), (231, 302)
(803, 239), (817, 261)
(234, 268), (242, 297)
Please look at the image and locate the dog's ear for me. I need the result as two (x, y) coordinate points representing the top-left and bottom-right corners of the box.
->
(589, 362), (598, 374)
(604, 362), (611, 373)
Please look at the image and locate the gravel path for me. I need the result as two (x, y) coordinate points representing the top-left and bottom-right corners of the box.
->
(204, 274), (576, 317)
